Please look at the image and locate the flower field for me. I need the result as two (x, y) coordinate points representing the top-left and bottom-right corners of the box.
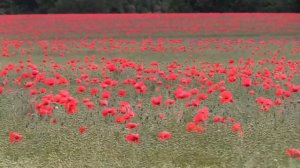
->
(0, 13), (300, 167)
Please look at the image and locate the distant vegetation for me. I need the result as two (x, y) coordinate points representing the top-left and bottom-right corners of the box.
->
(0, 0), (299, 14)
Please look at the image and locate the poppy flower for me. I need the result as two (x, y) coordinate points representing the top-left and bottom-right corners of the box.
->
(165, 99), (175, 105)
(228, 75), (236, 82)
(124, 133), (140, 144)
(99, 99), (108, 106)
(196, 93), (207, 101)
(82, 98), (90, 103)
(44, 78), (56, 86)
(78, 125), (87, 134)
(274, 98), (283, 105)
(24, 81), (34, 88)
(174, 88), (191, 99)
(213, 115), (221, 122)
(65, 97), (78, 115)
(39, 87), (46, 93)
(90, 87), (99, 96)
(190, 88), (199, 95)
(286, 148), (300, 158)
(159, 113), (165, 119)
(29, 89), (38, 95)
(241, 77), (252, 87)
(115, 115), (125, 123)
(193, 106), (209, 123)
(85, 101), (94, 109)
(186, 122), (204, 133)
(125, 123), (138, 129)
(157, 131), (172, 141)
(219, 90), (233, 103)
(228, 59), (235, 64)
(101, 108), (116, 116)
(0, 87), (3, 94)
(134, 81), (147, 93)
(231, 122), (242, 132)
(107, 63), (117, 72)
(150, 95), (162, 106)
(248, 90), (255, 95)
(77, 85), (86, 92)
(118, 89), (126, 96)
(9, 131), (22, 143)
(101, 91), (111, 99)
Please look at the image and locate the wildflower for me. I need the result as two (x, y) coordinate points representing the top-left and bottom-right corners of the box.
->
(193, 106), (209, 123)
(241, 77), (252, 87)
(186, 122), (204, 133)
(125, 133), (140, 144)
(158, 131), (172, 141)
(151, 95), (162, 106)
(286, 148), (300, 159)
(125, 123), (138, 129)
(78, 125), (87, 134)
(219, 90), (233, 103)
(118, 89), (126, 96)
(9, 132), (22, 143)
(101, 91), (111, 99)
(231, 122), (242, 132)
(77, 85), (86, 92)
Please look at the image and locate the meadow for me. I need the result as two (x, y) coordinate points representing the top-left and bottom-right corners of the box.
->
(0, 13), (300, 168)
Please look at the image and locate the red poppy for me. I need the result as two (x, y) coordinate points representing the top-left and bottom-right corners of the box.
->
(159, 113), (165, 119)
(231, 122), (242, 132)
(228, 75), (236, 83)
(248, 90), (255, 95)
(190, 88), (199, 95)
(196, 93), (207, 101)
(101, 91), (111, 99)
(134, 81), (147, 93)
(0, 87), (3, 94)
(213, 115), (221, 122)
(274, 98), (283, 105)
(118, 89), (126, 96)
(65, 97), (78, 115)
(78, 125), (87, 134)
(85, 101), (94, 109)
(101, 108), (116, 116)
(125, 133), (140, 144)
(150, 95), (162, 106)
(165, 99), (175, 105)
(29, 89), (38, 95)
(82, 98), (90, 103)
(90, 87), (99, 96)
(193, 106), (209, 123)
(219, 90), (233, 103)
(157, 131), (172, 141)
(174, 88), (191, 99)
(77, 85), (86, 92)
(115, 115), (125, 123)
(44, 78), (56, 86)
(241, 77), (252, 87)
(39, 87), (46, 93)
(186, 122), (204, 133)
(125, 123), (138, 129)
(286, 148), (300, 159)
(24, 81), (34, 88)
(9, 131), (22, 143)
(99, 99), (108, 106)
(228, 59), (235, 64)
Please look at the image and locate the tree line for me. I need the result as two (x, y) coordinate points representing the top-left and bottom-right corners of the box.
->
(0, 0), (299, 14)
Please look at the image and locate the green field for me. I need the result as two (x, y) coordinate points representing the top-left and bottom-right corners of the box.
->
(0, 14), (300, 168)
